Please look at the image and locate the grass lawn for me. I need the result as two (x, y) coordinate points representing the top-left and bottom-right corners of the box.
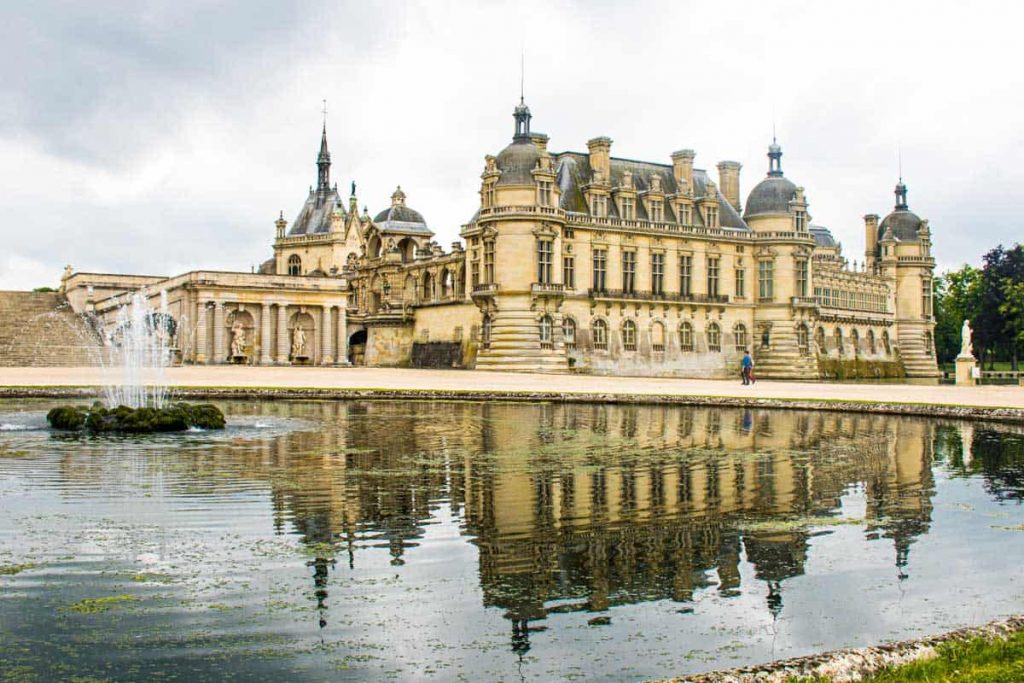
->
(790, 630), (1024, 682)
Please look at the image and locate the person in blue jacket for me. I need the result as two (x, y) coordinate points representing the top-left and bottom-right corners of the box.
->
(741, 350), (754, 385)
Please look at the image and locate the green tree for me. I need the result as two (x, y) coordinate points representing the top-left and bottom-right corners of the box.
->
(933, 265), (979, 365)
(976, 245), (1024, 369)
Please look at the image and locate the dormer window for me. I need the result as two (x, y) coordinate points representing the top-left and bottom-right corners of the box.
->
(677, 204), (691, 226)
(621, 196), (635, 220)
(704, 206), (718, 228)
(483, 181), (496, 208)
(590, 194), (607, 217)
(538, 181), (553, 207)
(794, 210), (806, 232)
(650, 200), (663, 223)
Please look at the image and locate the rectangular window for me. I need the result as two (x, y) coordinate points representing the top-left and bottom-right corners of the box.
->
(621, 197), (635, 220)
(650, 201), (663, 223)
(922, 279), (933, 318)
(794, 211), (805, 232)
(563, 255), (575, 290)
(538, 181), (552, 207)
(484, 240), (495, 284)
(563, 226), (574, 239)
(590, 194), (607, 218)
(704, 206), (718, 228)
(680, 254), (692, 296)
(707, 257), (720, 297)
(678, 204), (691, 226)
(536, 240), (553, 284)
(651, 253), (665, 295)
(484, 183), (495, 208)
(758, 259), (774, 300)
(795, 259), (808, 297)
(622, 251), (636, 293)
(471, 256), (480, 287)
(735, 267), (746, 298)
(592, 249), (607, 291)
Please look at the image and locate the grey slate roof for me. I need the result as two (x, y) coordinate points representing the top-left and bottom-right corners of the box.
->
(809, 225), (837, 248)
(553, 152), (748, 230)
(494, 139), (543, 187)
(879, 209), (923, 242)
(743, 176), (798, 219)
(288, 188), (344, 235)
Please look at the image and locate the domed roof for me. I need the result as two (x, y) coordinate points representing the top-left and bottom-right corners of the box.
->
(742, 140), (801, 219)
(744, 176), (798, 218)
(373, 204), (425, 225)
(879, 209), (923, 242)
(878, 180), (922, 242)
(494, 139), (542, 187)
(373, 186), (430, 234)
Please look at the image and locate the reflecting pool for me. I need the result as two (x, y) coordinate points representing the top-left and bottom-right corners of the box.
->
(1, 399), (1022, 681)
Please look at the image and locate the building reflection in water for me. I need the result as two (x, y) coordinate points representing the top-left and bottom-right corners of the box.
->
(141, 400), (1021, 648)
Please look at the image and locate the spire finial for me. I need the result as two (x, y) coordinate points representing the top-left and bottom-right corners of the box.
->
(520, 49), (525, 104)
(322, 99), (328, 130)
(898, 144), (902, 183)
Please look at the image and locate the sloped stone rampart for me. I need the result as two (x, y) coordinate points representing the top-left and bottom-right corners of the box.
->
(0, 291), (103, 367)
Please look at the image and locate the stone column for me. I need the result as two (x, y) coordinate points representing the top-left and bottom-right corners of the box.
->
(276, 304), (290, 364)
(212, 301), (226, 364)
(337, 304), (349, 365)
(260, 302), (272, 366)
(321, 305), (334, 365)
(194, 301), (209, 364)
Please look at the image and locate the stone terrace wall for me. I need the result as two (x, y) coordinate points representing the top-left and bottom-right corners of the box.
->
(0, 291), (103, 367)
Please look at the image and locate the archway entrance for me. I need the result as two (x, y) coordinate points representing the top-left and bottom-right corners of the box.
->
(348, 329), (367, 366)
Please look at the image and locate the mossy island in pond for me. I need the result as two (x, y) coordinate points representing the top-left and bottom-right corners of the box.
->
(47, 402), (225, 433)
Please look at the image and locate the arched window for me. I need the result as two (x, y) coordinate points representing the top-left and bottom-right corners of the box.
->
(563, 317), (577, 350)
(422, 271), (435, 302)
(797, 324), (810, 355)
(482, 315), (492, 349)
(733, 323), (748, 351)
(867, 329), (876, 354)
(679, 321), (694, 352)
(834, 327), (844, 355)
(539, 315), (553, 349)
(592, 319), (608, 351)
(707, 322), (721, 352)
(882, 330), (891, 354)
(651, 321), (665, 352)
(440, 268), (452, 299)
(851, 329), (860, 356)
(815, 326), (826, 353)
(368, 234), (382, 259)
(288, 255), (301, 276)
(622, 319), (637, 351)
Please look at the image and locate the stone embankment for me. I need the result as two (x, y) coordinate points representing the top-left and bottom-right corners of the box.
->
(655, 615), (1024, 682)
(0, 292), (102, 367)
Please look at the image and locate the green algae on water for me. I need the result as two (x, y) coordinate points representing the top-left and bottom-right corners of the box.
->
(65, 595), (141, 614)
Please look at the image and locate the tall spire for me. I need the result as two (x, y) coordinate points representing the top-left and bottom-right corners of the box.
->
(317, 100), (331, 194)
(513, 53), (532, 140)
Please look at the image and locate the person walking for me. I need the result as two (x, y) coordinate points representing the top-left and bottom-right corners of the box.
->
(741, 350), (753, 385)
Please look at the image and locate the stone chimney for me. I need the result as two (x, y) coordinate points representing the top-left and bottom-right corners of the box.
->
(716, 161), (742, 211)
(530, 133), (549, 153)
(864, 214), (879, 266)
(671, 149), (695, 192)
(587, 137), (612, 184)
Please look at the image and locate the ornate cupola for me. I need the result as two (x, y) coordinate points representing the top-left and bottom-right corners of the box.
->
(513, 97), (532, 140)
(768, 138), (783, 177)
(894, 178), (909, 210)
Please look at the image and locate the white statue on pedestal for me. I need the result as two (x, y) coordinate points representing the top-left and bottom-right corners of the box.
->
(230, 320), (246, 357)
(960, 319), (973, 358)
(291, 326), (307, 358)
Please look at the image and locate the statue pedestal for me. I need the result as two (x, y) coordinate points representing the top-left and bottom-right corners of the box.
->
(955, 355), (977, 386)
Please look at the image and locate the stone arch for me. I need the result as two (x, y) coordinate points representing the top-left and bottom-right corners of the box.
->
(797, 322), (810, 355)
(882, 330), (891, 354)
(679, 320), (694, 352)
(650, 319), (666, 352)
(422, 270), (435, 302)
(851, 328), (860, 355)
(867, 329), (876, 354)
(348, 327), (367, 366)
(367, 233), (383, 260)
(834, 327), (844, 356)
(288, 310), (316, 361)
(562, 315), (578, 350)
(733, 322), (748, 352)
(815, 326), (826, 353)
(706, 322), (722, 352)
(456, 264), (466, 298)
(539, 314), (554, 349)
(440, 267), (453, 299)
(621, 318), (638, 351)
(226, 307), (255, 361)
(591, 317), (609, 351)
(397, 237), (417, 263)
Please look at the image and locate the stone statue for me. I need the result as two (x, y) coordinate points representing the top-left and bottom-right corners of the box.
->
(230, 320), (246, 357)
(960, 319), (973, 358)
(291, 325), (307, 358)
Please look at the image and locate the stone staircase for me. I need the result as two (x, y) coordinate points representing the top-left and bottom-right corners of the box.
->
(753, 325), (820, 380)
(897, 332), (940, 379)
(474, 299), (567, 373)
(0, 291), (104, 367)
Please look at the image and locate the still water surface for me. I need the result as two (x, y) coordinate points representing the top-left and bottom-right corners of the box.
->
(0, 399), (1022, 681)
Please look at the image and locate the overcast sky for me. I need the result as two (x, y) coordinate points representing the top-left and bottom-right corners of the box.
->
(2, 0), (1021, 289)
